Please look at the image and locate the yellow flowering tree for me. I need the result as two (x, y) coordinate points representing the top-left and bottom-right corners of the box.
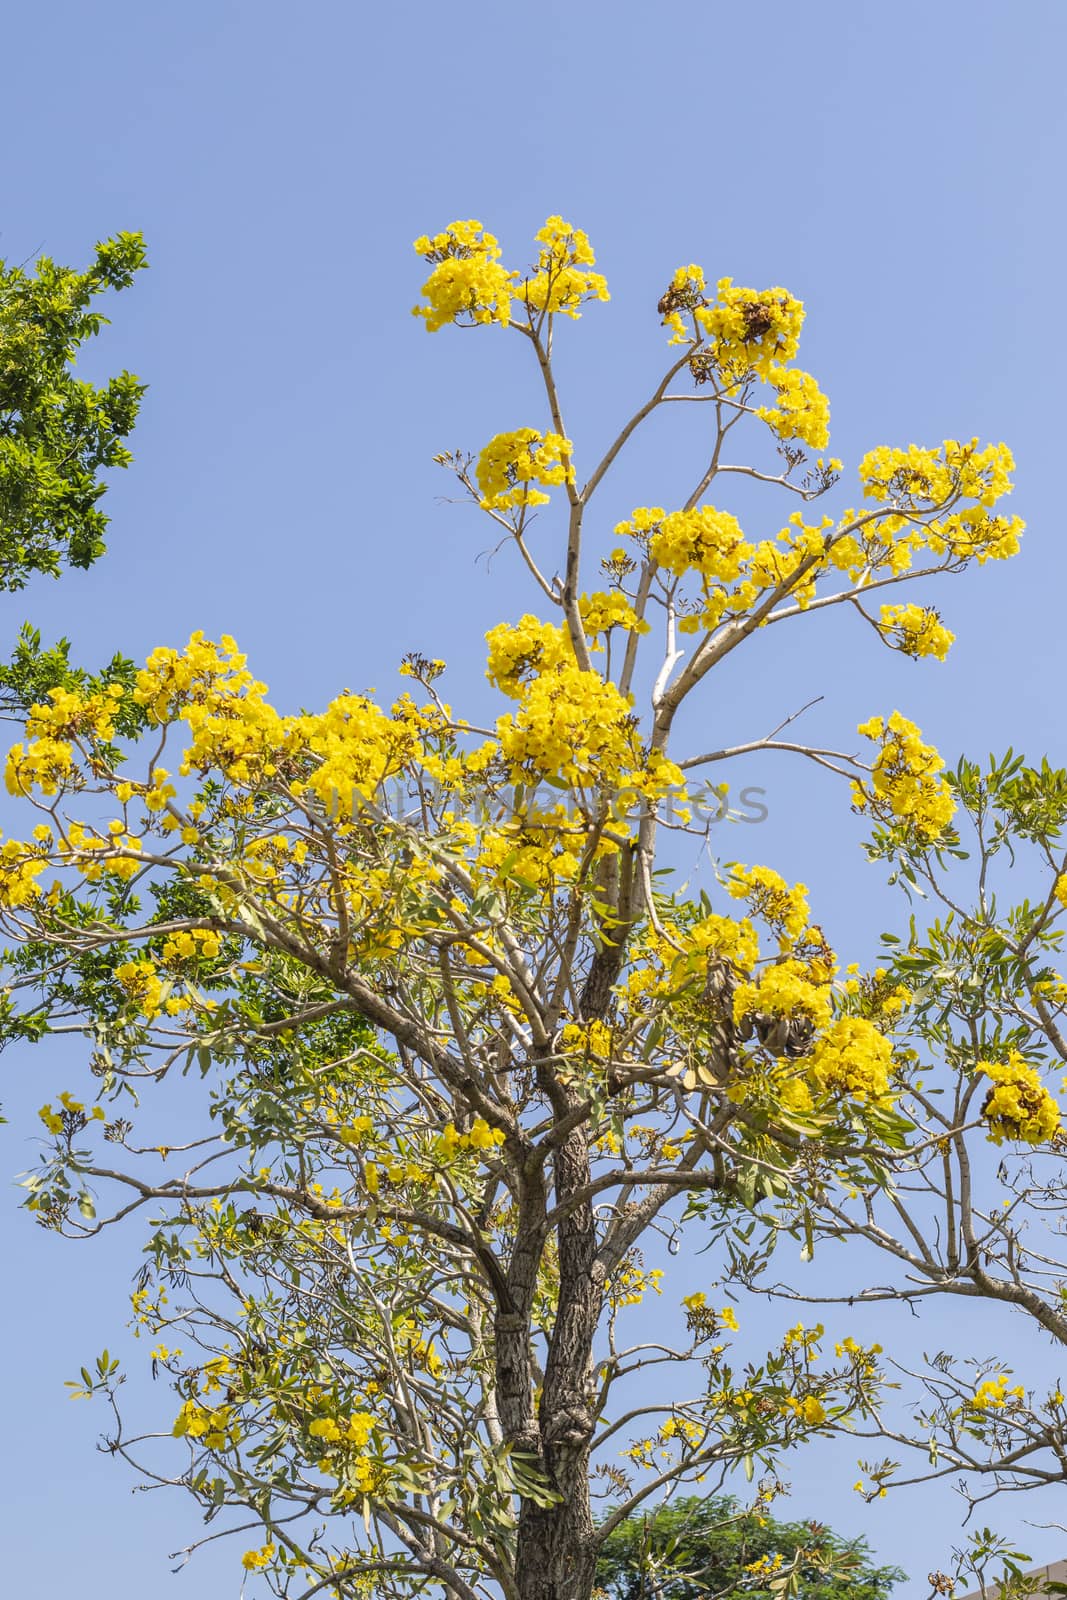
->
(0, 214), (1050, 1600)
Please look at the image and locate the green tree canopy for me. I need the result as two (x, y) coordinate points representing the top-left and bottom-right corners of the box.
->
(595, 1494), (904, 1600)
(0, 231), (147, 587)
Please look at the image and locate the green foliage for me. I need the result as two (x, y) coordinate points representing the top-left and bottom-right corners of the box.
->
(0, 622), (147, 728)
(0, 231), (146, 586)
(595, 1495), (904, 1600)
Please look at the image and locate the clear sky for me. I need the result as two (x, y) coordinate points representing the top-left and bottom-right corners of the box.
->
(2, 2), (1066, 1594)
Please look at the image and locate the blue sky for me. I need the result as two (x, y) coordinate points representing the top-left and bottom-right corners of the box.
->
(2, 2), (1066, 1594)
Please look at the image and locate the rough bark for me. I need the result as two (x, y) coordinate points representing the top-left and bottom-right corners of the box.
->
(514, 1120), (600, 1600)
(505, 884), (634, 1600)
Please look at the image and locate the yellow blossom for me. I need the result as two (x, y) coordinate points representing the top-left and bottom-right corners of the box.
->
(485, 616), (572, 698)
(756, 365), (830, 449)
(517, 216), (609, 317)
(808, 1017), (895, 1102)
(694, 279), (806, 379)
(413, 220), (515, 331)
(241, 1544), (276, 1571)
(878, 602), (955, 661)
(114, 958), (164, 1020)
(969, 1373), (1025, 1412)
(0, 836), (50, 907)
(979, 1052), (1061, 1145)
(476, 428), (574, 511)
(854, 711), (955, 841)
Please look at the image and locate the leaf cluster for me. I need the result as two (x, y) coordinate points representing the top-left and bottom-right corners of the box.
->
(0, 232), (147, 586)
(595, 1494), (904, 1600)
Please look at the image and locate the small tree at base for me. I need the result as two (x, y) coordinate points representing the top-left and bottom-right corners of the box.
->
(594, 1493), (904, 1600)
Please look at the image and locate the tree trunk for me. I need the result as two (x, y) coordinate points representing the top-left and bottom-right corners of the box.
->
(515, 1478), (598, 1600)
(514, 1120), (600, 1600)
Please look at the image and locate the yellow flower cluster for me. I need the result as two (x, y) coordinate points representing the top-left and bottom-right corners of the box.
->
(115, 958), (164, 1019)
(825, 437), (1023, 584)
(756, 365), (830, 450)
(437, 1116), (506, 1157)
(38, 1092), (106, 1135)
(38, 1104), (64, 1134)
(474, 803), (595, 888)
(657, 268), (831, 445)
(659, 1415), (703, 1444)
(841, 965), (911, 1022)
(413, 216), (609, 331)
(927, 506), (1023, 565)
(142, 635), (429, 815)
(0, 836), (50, 907)
(180, 694), (284, 785)
(807, 1016), (894, 1101)
(679, 912), (760, 976)
(826, 509), (923, 586)
(54, 819), (143, 885)
(878, 603), (955, 661)
(732, 959), (833, 1033)
(475, 428), (574, 510)
(240, 832), (307, 885)
(783, 1320), (823, 1352)
(694, 278), (806, 379)
(160, 928), (222, 967)
(559, 1019), (615, 1060)
(5, 683), (128, 800)
(485, 616), (572, 698)
(769, 1065), (819, 1117)
(853, 712), (956, 841)
(659, 263), (707, 342)
(617, 504), (752, 584)
(615, 505), (851, 633)
(969, 1373), (1025, 1412)
(728, 865), (810, 942)
(341, 1114), (375, 1144)
(24, 683), (125, 743)
(135, 632), (259, 725)
(173, 1397), (239, 1450)
(783, 1394), (827, 1426)
(295, 694), (423, 817)
(308, 1410), (376, 1448)
(496, 662), (682, 798)
(606, 1260), (664, 1308)
(859, 438), (1015, 508)
(578, 590), (648, 641)
(241, 1544), (276, 1572)
(412, 219), (514, 331)
(5, 734), (75, 797)
(517, 216), (609, 318)
(979, 1053), (1061, 1145)
(835, 1335), (883, 1371)
(625, 1412), (705, 1468)
(306, 1408), (393, 1498)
